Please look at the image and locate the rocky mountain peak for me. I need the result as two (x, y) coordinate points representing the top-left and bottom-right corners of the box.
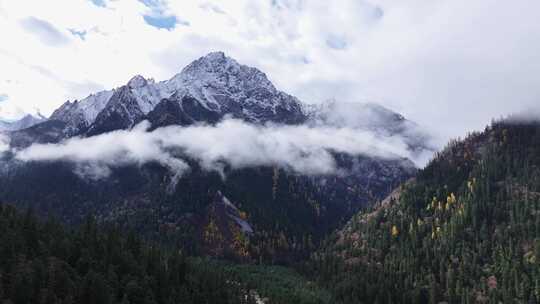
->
(173, 52), (276, 93)
(41, 52), (309, 137)
(127, 75), (148, 89)
(197, 51), (227, 65)
(183, 51), (229, 73)
(28, 52), (430, 143)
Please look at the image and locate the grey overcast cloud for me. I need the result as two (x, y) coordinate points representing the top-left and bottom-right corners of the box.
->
(1, 0), (540, 143)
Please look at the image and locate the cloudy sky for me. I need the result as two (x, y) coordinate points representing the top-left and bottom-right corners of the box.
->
(1, 0), (539, 141)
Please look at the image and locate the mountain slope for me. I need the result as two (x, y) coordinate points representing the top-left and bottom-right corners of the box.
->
(0, 51), (425, 262)
(0, 202), (339, 304)
(0, 114), (47, 132)
(306, 100), (432, 154)
(14, 52), (429, 155)
(48, 52), (306, 138)
(0, 156), (414, 263)
(311, 120), (540, 303)
(164, 51), (305, 125)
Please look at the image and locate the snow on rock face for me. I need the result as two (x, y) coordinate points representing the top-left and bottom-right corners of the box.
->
(56, 52), (455, 139)
(172, 51), (277, 94)
(49, 101), (87, 136)
(130, 79), (171, 114)
(0, 114), (47, 132)
(127, 75), (148, 89)
(50, 90), (114, 136)
(212, 191), (254, 234)
(306, 100), (410, 134)
(44, 52), (430, 144)
(162, 51), (305, 124)
(50, 52), (305, 137)
(80, 52), (306, 135)
(216, 191), (254, 234)
(50, 78), (172, 136)
(79, 90), (115, 123)
(306, 100), (435, 157)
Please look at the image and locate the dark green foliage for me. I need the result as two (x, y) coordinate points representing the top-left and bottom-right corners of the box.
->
(192, 259), (334, 304)
(0, 205), (256, 304)
(0, 154), (410, 262)
(310, 121), (540, 303)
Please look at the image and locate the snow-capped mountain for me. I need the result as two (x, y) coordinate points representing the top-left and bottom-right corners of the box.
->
(49, 52), (305, 138)
(306, 100), (434, 153)
(9, 52), (433, 166)
(306, 100), (411, 134)
(50, 90), (114, 136)
(0, 51), (426, 261)
(0, 113), (47, 132)
(85, 78), (165, 136)
(162, 51), (305, 125)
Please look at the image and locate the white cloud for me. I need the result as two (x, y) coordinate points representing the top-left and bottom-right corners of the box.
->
(0, 133), (9, 153)
(16, 121), (189, 180)
(0, 0), (539, 143)
(19, 16), (71, 46)
(15, 119), (414, 180)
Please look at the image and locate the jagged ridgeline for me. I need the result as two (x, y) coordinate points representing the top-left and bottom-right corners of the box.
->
(0, 114), (46, 132)
(310, 120), (540, 303)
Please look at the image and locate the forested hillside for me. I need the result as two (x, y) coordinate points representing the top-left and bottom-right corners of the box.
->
(310, 120), (540, 303)
(0, 204), (333, 304)
(0, 155), (411, 263)
(0, 52), (419, 264)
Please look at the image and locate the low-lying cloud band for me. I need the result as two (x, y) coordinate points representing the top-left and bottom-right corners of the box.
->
(14, 119), (419, 181)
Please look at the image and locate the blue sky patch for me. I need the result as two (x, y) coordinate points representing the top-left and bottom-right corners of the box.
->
(90, 0), (106, 8)
(0, 94), (8, 102)
(138, 0), (186, 30)
(138, 0), (160, 8)
(143, 14), (180, 30)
